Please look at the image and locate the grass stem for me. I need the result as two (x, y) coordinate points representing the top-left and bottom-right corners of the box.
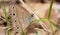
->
(3, 5), (11, 35)
(48, 0), (53, 19)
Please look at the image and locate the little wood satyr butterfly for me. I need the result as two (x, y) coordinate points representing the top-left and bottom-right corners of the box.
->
(9, 4), (33, 31)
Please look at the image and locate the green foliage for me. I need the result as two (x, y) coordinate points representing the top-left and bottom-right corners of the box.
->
(36, 0), (60, 35)
(48, 0), (53, 19)
(36, 31), (38, 35)
(22, 30), (25, 35)
(50, 21), (60, 31)
(3, 5), (11, 35)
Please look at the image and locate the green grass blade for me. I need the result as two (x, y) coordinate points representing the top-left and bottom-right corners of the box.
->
(3, 5), (11, 35)
(50, 21), (60, 31)
(49, 21), (54, 34)
(36, 31), (38, 35)
(36, 18), (48, 22)
(47, 0), (54, 34)
(48, 0), (53, 19)
(3, 4), (10, 27)
(22, 30), (24, 35)
(36, 18), (54, 33)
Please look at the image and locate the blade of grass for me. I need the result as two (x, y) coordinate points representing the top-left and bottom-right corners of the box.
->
(49, 20), (54, 35)
(36, 18), (54, 33)
(35, 18), (52, 33)
(48, 0), (54, 34)
(3, 5), (11, 35)
(48, 0), (53, 19)
(36, 31), (38, 35)
(49, 22), (53, 33)
(35, 18), (48, 22)
(35, 28), (39, 35)
(22, 28), (24, 35)
(49, 20), (60, 31)
(22, 31), (24, 35)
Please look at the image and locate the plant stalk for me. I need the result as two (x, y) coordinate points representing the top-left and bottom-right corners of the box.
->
(48, 0), (53, 19)
(3, 5), (11, 35)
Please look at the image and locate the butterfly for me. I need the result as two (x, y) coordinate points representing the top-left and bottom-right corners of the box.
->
(9, 3), (33, 32)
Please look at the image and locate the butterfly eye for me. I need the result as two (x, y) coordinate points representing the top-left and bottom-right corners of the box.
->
(15, 32), (18, 34)
(15, 20), (16, 22)
(17, 27), (19, 29)
(12, 7), (16, 16)
(13, 7), (14, 9)
(13, 13), (15, 16)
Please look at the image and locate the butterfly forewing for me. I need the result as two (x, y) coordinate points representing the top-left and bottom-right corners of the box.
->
(9, 4), (32, 31)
